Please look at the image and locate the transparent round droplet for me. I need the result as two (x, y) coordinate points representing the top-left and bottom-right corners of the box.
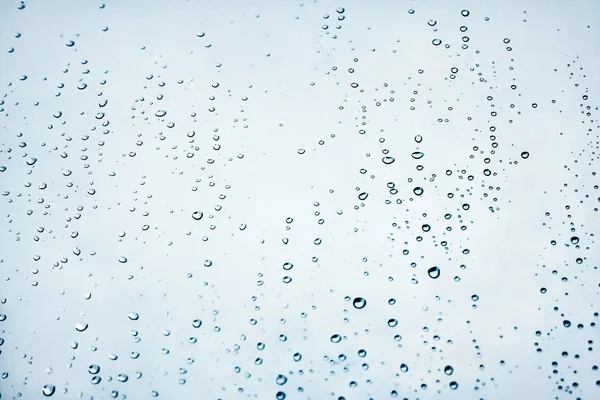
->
(75, 322), (88, 332)
(382, 156), (395, 165)
(427, 266), (440, 279)
(42, 384), (56, 397)
(352, 297), (367, 309)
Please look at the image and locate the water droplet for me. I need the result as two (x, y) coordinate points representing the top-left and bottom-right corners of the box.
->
(88, 364), (100, 374)
(461, 9), (470, 17)
(449, 381), (459, 390)
(432, 39), (442, 46)
(382, 156), (395, 165)
(563, 320), (571, 328)
(411, 151), (424, 159)
(427, 266), (440, 279)
(192, 211), (203, 220)
(42, 384), (55, 397)
(521, 151), (529, 159)
(353, 297), (367, 309)
(75, 322), (88, 332)
(192, 319), (202, 328)
(283, 262), (294, 271)
(276, 374), (288, 385)
(155, 110), (167, 117)
(358, 192), (369, 201)
(444, 365), (454, 375)
(413, 187), (424, 196)
(128, 312), (139, 321)
(330, 334), (342, 343)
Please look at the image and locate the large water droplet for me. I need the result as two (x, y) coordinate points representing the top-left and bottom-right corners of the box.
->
(75, 322), (88, 332)
(128, 312), (139, 321)
(42, 384), (56, 397)
(283, 262), (293, 271)
(427, 266), (440, 279)
(353, 297), (367, 309)
(276, 374), (288, 385)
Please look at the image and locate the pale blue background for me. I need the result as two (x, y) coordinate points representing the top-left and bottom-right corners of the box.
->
(0, 0), (599, 399)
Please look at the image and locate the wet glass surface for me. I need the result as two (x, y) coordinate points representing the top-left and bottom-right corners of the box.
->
(0, 1), (599, 399)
